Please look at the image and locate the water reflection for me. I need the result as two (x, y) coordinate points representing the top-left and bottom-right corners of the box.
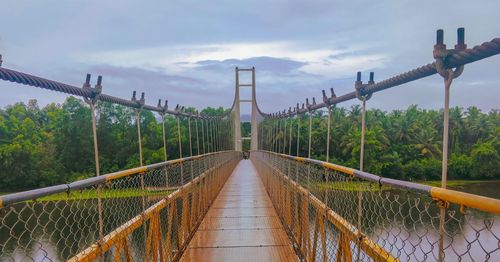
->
(313, 181), (500, 261)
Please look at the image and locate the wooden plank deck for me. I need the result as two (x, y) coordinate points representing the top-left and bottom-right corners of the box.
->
(180, 160), (298, 262)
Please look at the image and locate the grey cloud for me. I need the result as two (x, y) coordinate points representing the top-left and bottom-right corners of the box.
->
(89, 64), (206, 86)
(0, 0), (499, 113)
(195, 56), (308, 75)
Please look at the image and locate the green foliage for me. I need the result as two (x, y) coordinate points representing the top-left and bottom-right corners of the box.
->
(0, 97), (498, 190)
(0, 98), (230, 191)
(261, 105), (499, 181)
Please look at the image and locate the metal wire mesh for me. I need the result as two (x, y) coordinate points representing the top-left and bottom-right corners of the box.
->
(0, 151), (240, 261)
(251, 151), (500, 262)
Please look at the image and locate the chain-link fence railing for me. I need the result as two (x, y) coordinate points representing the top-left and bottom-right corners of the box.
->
(251, 150), (500, 262)
(0, 151), (240, 261)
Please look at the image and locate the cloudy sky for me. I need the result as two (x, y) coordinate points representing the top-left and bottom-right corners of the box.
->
(0, 0), (499, 115)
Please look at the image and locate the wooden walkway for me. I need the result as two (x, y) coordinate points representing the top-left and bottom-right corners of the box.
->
(180, 160), (298, 262)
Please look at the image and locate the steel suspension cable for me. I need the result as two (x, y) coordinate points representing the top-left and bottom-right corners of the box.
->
(257, 37), (500, 117)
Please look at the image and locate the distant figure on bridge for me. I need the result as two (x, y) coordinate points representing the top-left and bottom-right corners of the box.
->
(243, 151), (249, 159)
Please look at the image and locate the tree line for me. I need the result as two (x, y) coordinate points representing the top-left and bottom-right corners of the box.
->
(0, 97), (498, 191)
(261, 105), (499, 181)
(0, 97), (229, 191)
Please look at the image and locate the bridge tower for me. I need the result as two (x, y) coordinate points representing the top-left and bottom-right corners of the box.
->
(233, 67), (258, 152)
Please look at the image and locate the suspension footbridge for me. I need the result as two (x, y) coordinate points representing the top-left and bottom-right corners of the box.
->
(0, 29), (499, 261)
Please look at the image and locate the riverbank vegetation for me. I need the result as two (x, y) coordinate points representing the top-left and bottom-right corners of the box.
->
(0, 97), (227, 191)
(0, 97), (498, 191)
(260, 104), (499, 182)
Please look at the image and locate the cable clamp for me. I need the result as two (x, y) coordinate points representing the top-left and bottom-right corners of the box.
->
(433, 28), (467, 81)
(82, 74), (102, 105)
(355, 72), (375, 101)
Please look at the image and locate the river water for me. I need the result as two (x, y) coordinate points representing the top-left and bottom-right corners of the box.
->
(315, 181), (500, 261)
(0, 182), (499, 261)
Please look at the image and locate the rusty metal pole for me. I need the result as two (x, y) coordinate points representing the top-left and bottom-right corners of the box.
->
(282, 116), (287, 153)
(296, 110), (301, 182)
(354, 71), (374, 262)
(211, 118), (216, 152)
(135, 111), (144, 166)
(83, 74), (104, 261)
(275, 115), (282, 153)
(210, 118), (214, 152)
(162, 114), (169, 189)
(360, 98), (366, 172)
(162, 114), (168, 162)
(188, 115), (194, 181)
(177, 114), (184, 185)
(307, 109), (313, 189)
(288, 115), (293, 156)
(207, 118), (212, 153)
(195, 116), (200, 155)
(275, 118), (279, 153)
(433, 28), (466, 262)
(270, 118), (274, 152)
(207, 118), (211, 152)
(296, 110), (301, 157)
(177, 116), (183, 158)
(308, 111), (312, 160)
(216, 118), (221, 152)
(270, 119), (274, 152)
(201, 118), (206, 154)
(157, 99), (169, 189)
(213, 118), (217, 152)
(326, 106), (332, 163)
(188, 116), (193, 157)
(131, 91), (147, 255)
